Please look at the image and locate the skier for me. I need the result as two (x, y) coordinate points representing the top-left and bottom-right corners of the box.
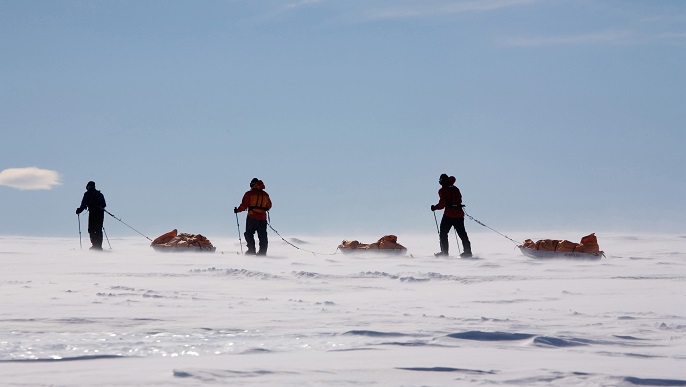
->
(234, 178), (272, 255)
(431, 174), (472, 257)
(76, 181), (107, 250)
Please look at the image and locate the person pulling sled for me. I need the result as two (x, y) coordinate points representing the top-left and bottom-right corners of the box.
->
(76, 181), (107, 250)
(234, 178), (272, 256)
(431, 174), (472, 258)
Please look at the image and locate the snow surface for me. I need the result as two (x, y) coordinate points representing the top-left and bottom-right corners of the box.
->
(0, 232), (685, 386)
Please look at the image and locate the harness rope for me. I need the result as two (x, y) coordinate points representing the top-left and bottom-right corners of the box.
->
(267, 213), (340, 256)
(261, 209), (520, 255)
(463, 208), (521, 246)
(103, 209), (153, 241)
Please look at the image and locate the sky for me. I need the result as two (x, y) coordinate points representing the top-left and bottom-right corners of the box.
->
(1, 0), (685, 239)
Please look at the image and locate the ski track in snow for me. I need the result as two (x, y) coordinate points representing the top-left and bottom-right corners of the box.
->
(0, 233), (684, 386)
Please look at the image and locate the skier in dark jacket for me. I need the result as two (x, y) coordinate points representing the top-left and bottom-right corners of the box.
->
(76, 181), (107, 250)
(431, 174), (472, 257)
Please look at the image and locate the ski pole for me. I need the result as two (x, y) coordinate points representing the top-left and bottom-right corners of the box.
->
(455, 205), (466, 254)
(103, 226), (112, 249)
(77, 213), (82, 250)
(433, 210), (442, 252)
(103, 209), (152, 241)
(454, 229), (462, 254)
(235, 211), (243, 254)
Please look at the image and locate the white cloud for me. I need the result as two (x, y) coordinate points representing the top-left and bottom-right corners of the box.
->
(657, 32), (686, 42)
(0, 167), (62, 191)
(363, 0), (540, 20)
(501, 29), (686, 47)
(284, 0), (324, 11)
(502, 30), (635, 47)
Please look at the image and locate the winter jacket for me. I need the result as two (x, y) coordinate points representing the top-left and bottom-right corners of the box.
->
(434, 176), (464, 218)
(78, 189), (106, 214)
(237, 184), (272, 221)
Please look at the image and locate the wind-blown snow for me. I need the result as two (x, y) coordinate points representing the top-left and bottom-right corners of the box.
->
(0, 233), (685, 386)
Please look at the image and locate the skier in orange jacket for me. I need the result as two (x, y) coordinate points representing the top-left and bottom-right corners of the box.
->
(234, 178), (272, 255)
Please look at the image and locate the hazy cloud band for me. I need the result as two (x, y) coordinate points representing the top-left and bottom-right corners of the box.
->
(0, 167), (62, 191)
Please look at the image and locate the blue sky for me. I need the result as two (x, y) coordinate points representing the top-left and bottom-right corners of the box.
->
(2, 0), (685, 240)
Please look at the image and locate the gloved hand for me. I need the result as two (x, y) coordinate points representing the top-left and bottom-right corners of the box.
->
(76, 208), (83, 214)
(233, 207), (239, 214)
(430, 205), (436, 212)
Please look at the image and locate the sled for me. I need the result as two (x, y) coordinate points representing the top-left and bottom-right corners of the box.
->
(518, 246), (604, 260)
(150, 229), (216, 253)
(518, 233), (604, 260)
(338, 235), (407, 255)
(151, 244), (216, 253)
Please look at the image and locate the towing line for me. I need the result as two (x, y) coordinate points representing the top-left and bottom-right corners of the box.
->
(267, 213), (339, 256)
(463, 209), (521, 246)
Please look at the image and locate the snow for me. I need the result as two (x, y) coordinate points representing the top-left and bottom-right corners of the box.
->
(1, 232), (685, 386)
